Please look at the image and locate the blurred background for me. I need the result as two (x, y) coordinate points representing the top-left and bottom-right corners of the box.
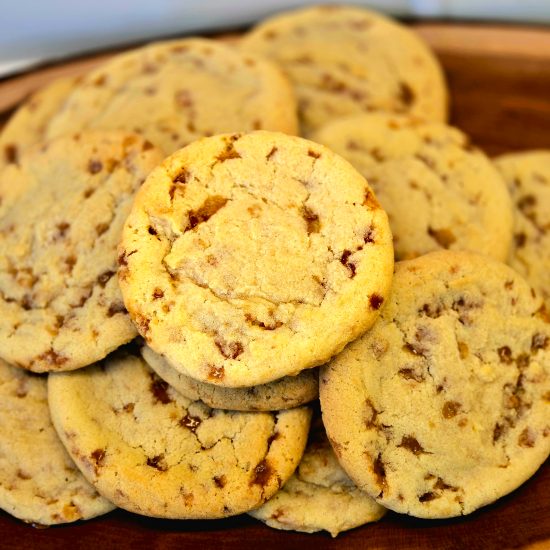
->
(2, 0), (550, 77)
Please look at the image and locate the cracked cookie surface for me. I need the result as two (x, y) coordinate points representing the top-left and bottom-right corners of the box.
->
(494, 151), (550, 309)
(313, 113), (513, 262)
(320, 250), (550, 518)
(0, 76), (79, 173)
(249, 414), (386, 537)
(0, 359), (114, 525)
(141, 343), (318, 411)
(118, 130), (394, 387)
(44, 38), (298, 156)
(48, 349), (312, 519)
(0, 131), (164, 372)
(240, 4), (448, 136)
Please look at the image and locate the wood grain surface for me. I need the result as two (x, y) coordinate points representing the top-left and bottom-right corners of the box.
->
(1, 22), (550, 550)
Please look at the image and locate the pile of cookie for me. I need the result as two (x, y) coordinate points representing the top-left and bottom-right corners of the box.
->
(1, 4), (549, 538)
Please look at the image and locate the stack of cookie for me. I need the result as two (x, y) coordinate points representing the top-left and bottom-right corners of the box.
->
(1, 3), (550, 539)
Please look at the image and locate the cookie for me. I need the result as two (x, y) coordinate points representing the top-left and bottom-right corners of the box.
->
(44, 38), (298, 156)
(320, 250), (550, 518)
(141, 343), (318, 411)
(0, 76), (78, 172)
(118, 130), (394, 388)
(494, 151), (550, 307)
(240, 4), (448, 136)
(249, 414), (386, 537)
(0, 359), (115, 525)
(0, 131), (164, 372)
(313, 113), (513, 261)
(48, 349), (312, 519)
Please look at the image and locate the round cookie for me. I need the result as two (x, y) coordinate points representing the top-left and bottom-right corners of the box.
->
(0, 131), (164, 372)
(494, 151), (550, 307)
(141, 343), (318, 411)
(0, 76), (79, 172)
(321, 250), (550, 519)
(48, 349), (312, 519)
(240, 4), (448, 136)
(44, 38), (298, 156)
(0, 359), (115, 525)
(118, 130), (394, 388)
(249, 414), (386, 537)
(313, 113), (513, 261)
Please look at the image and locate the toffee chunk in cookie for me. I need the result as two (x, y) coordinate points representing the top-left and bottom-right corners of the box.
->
(0, 359), (115, 525)
(45, 38), (298, 155)
(241, 4), (448, 135)
(321, 251), (550, 518)
(0, 131), (164, 372)
(313, 113), (513, 261)
(495, 151), (550, 308)
(48, 350), (312, 519)
(141, 344), (318, 411)
(249, 414), (386, 537)
(118, 131), (394, 387)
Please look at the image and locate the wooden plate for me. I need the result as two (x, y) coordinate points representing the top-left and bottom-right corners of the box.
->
(1, 22), (550, 550)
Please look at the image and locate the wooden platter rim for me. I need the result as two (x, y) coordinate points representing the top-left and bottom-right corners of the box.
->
(2, 23), (550, 115)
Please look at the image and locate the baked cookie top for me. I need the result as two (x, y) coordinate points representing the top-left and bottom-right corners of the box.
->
(48, 350), (312, 519)
(44, 38), (298, 156)
(240, 4), (448, 135)
(494, 151), (550, 308)
(141, 343), (318, 411)
(118, 131), (394, 387)
(313, 113), (513, 261)
(249, 414), (386, 537)
(0, 359), (114, 525)
(320, 250), (550, 519)
(0, 131), (164, 372)
(0, 76), (79, 173)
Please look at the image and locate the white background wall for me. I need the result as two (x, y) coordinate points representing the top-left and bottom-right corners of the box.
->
(1, 0), (550, 77)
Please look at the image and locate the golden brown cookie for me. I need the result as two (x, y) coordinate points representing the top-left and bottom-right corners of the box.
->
(241, 4), (448, 135)
(141, 343), (318, 411)
(494, 151), (550, 308)
(313, 113), (513, 261)
(249, 414), (386, 536)
(0, 359), (114, 525)
(321, 251), (550, 518)
(118, 131), (394, 387)
(45, 38), (298, 155)
(0, 131), (164, 372)
(48, 349), (312, 519)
